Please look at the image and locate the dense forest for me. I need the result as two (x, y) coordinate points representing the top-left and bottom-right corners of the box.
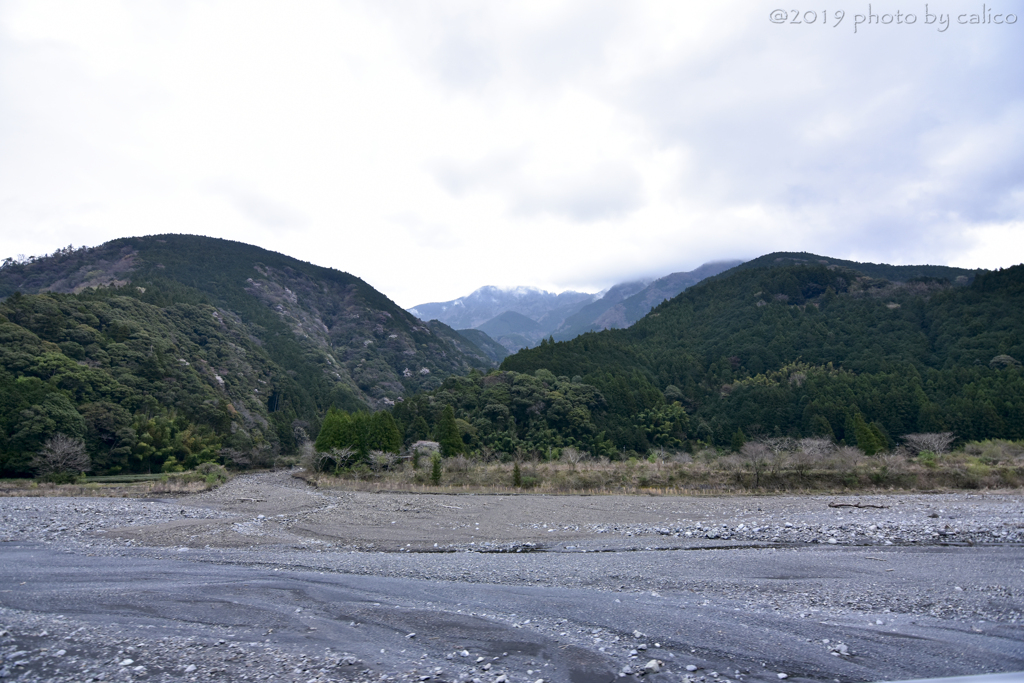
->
(496, 261), (1024, 454)
(0, 235), (494, 476)
(2, 239), (1022, 477)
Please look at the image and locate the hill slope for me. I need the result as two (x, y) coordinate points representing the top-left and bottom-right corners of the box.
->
(455, 329), (509, 364)
(551, 261), (742, 340)
(499, 254), (1022, 452)
(0, 235), (493, 475)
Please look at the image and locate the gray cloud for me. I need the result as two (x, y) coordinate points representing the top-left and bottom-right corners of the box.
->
(433, 154), (642, 221)
(210, 184), (309, 229)
(615, 17), (1024, 258)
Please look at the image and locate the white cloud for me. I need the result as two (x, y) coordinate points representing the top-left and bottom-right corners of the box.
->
(1, 0), (1022, 307)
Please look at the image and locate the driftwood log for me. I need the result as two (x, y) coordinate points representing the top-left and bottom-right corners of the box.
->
(828, 502), (888, 509)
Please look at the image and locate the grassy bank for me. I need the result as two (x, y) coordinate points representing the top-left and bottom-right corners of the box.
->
(0, 464), (231, 497)
(298, 439), (1024, 495)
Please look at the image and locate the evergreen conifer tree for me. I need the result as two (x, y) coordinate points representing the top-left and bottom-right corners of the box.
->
(430, 453), (442, 485)
(411, 416), (431, 442)
(370, 411), (402, 453)
(730, 428), (746, 453)
(848, 411), (883, 455)
(314, 408), (347, 452)
(436, 405), (464, 457)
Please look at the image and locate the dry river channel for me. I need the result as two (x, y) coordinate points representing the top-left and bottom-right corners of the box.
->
(1, 471), (1023, 683)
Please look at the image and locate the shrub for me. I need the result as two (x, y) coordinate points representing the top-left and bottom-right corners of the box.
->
(430, 454), (442, 485)
(161, 456), (185, 473)
(918, 450), (938, 469)
(196, 462), (229, 484)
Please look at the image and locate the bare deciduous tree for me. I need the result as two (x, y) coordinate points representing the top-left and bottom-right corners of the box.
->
(757, 436), (796, 456)
(330, 447), (357, 469)
(792, 437), (834, 478)
(755, 436), (793, 477)
(32, 433), (90, 476)
(369, 449), (396, 473)
(220, 448), (250, 469)
(903, 433), (955, 455)
(798, 437), (835, 458)
(741, 442), (770, 488)
(301, 445), (355, 474)
(561, 446), (587, 470)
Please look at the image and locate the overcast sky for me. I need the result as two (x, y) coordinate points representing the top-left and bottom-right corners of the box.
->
(2, 1), (1022, 308)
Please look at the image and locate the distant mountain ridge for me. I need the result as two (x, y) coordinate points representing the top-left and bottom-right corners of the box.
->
(407, 286), (595, 331)
(409, 261), (743, 352)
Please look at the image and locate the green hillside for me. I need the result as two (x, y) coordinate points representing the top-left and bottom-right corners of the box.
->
(495, 259), (1023, 453)
(0, 235), (493, 476)
(455, 329), (509, 364)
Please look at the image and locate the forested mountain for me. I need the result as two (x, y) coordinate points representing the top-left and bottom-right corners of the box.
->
(454, 329), (509, 364)
(5, 238), (1021, 476)
(475, 311), (547, 352)
(468, 256), (1024, 454)
(726, 252), (976, 283)
(0, 235), (493, 476)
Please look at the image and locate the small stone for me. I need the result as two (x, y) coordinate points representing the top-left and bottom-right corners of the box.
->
(686, 665), (699, 672)
(184, 665), (197, 673)
(407, 633), (416, 639)
(495, 676), (508, 683)
(644, 659), (662, 674)
(827, 538), (838, 545)
(55, 649), (66, 656)
(954, 586), (963, 592)
(482, 663), (492, 671)
(119, 659), (134, 667)
(777, 674), (788, 680)
(477, 657), (486, 663)
(461, 651), (471, 657)
(637, 644), (648, 651)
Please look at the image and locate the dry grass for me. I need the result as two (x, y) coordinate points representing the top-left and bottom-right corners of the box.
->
(299, 440), (1024, 495)
(0, 467), (231, 498)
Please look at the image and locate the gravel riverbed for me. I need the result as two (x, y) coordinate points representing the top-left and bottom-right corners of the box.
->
(1, 472), (1022, 683)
